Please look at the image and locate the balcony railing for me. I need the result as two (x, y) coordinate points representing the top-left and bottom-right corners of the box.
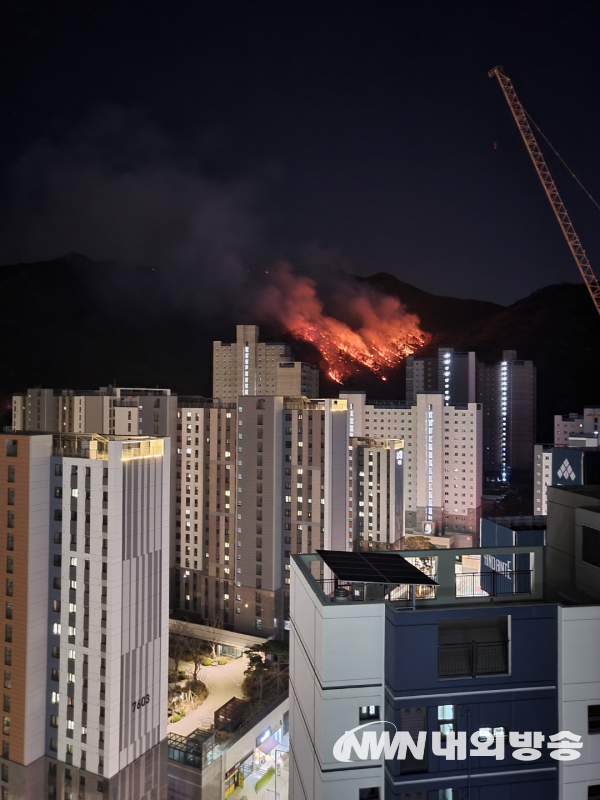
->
(438, 641), (509, 679)
(455, 570), (532, 598)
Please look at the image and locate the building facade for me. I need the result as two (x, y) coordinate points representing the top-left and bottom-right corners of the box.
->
(212, 325), (319, 403)
(406, 347), (476, 406)
(349, 437), (404, 551)
(0, 432), (170, 779)
(342, 392), (482, 543)
(554, 407), (600, 447)
(290, 490), (600, 800)
(477, 350), (536, 483)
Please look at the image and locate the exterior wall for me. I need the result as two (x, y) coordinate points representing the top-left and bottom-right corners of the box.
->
(290, 556), (385, 800)
(534, 444), (553, 515)
(171, 402), (236, 626)
(0, 434), (52, 765)
(478, 350), (536, 482)
(385, 602), (559, 798)
(48, 438), (169, 778)
(350, 438), (404, 549)
(555, 414), (584, 447)
(341, 392), (482, 541)
(546, 486), (600, 596)
(230, 397), (347, 638)
(559, 605), (600, 800)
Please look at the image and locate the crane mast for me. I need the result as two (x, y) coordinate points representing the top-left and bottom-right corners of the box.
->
(488, 65), (600, 316)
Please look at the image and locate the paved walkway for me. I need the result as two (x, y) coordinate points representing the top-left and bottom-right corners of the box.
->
(167, 655), (248, 736)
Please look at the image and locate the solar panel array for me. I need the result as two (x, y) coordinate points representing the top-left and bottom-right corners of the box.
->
(316, 549), (437, 585)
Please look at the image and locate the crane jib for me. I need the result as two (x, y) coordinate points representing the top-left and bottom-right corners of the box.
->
(489, 67), (600, 317)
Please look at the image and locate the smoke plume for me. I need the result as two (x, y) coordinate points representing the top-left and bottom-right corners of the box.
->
(254, 263), (430, 382)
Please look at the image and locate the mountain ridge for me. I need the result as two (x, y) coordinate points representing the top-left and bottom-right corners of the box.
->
(1, 254), (598, 442)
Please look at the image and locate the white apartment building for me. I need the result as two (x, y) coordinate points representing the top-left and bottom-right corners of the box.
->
(171, 399), (237, 626)
(0, 432), (170, 779)
(343, 392), (482, 542)
(534, 443), (553, 515)
(212, 325), (319, 402)
(554, 407), (600, 447)
(234, 396), (348, 638)
(48, 434), (170, 778)
(12, 387), (178, 439)
(349, 437), (404, 550)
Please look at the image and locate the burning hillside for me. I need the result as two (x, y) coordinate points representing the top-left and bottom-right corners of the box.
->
(255, 264), (430, 382)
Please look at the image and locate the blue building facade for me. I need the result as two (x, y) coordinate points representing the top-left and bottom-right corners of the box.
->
(384, 602), (559, 799)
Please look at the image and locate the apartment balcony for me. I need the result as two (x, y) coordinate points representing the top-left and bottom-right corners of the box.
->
(438, 641), (509, 679)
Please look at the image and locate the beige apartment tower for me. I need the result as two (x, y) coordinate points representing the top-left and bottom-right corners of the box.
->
(212, 325), (319, 402)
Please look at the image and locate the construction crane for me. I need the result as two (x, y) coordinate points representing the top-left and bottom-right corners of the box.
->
(488, 65), (600, 317)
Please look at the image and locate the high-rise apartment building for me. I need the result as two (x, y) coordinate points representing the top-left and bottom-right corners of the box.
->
(343, 392), (482, 542)
(477, 350), (536, 483)
(171, 398), (237, 625)
(12, 387), (178, 439)
(406, 347), (476, 406)
(212, 325), (319, 402)
(172, 396), (348, 637)
(0, 432), (170, 778)
(349, 437), (404, 551)
(554, 407), (600, 446)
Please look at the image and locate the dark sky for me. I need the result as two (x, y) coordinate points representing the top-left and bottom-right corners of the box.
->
(1, 0), (600, 304)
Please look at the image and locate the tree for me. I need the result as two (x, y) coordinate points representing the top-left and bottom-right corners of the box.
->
(204, 618), (223, 660)
(187, 635), (205, 690)
(244, 640), (289, 702)
(403, 535), (437, 550)
(170, 620), (192, 679)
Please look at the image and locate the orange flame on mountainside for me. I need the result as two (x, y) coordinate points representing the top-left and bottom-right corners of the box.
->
(255, 264), (430, 383)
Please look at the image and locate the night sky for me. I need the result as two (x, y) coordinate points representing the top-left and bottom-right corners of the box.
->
(1, 0), (600, 305)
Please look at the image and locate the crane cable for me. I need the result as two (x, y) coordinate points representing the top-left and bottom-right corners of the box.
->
(519, 102), (600, 216)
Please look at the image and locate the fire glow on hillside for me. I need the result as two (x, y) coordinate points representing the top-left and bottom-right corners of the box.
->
(256, 264), (430, 383)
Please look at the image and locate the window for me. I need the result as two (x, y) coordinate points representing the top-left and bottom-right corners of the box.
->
(2, 696), (9, 713)
(49, 738), (57, 752)
(3, 673), (9, 690)
(6, 513), (13, 530)
(2, 716), (9, 735)
(438, 616), (509, 679)
(51, 646), (59, 659)
(54, 464), (62, 476)
(5, 559), (12, 575)
(5, 581), (12, 598)
(5, 441), (17, 457)
(359, 705), (380, 722)
(50, 715), (58, 728)
(1, 741), (7, 758)
(4, 605), (11, 621)
(6, 490), (14, 507)
(7, 467), (15, 483)
(359, 789), (380, 799)
(589, 705), (600, 734)
(582, 526), (600, 568)
(6, 535), (13, 552)
(438, 705), (455, 738)
(4, 627), (10, 644)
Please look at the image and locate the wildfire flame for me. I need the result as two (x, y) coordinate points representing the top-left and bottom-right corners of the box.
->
(255, 264), (430, 383)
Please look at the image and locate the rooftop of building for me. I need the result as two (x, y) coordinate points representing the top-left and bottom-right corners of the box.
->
(293, 537), (600, 613)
